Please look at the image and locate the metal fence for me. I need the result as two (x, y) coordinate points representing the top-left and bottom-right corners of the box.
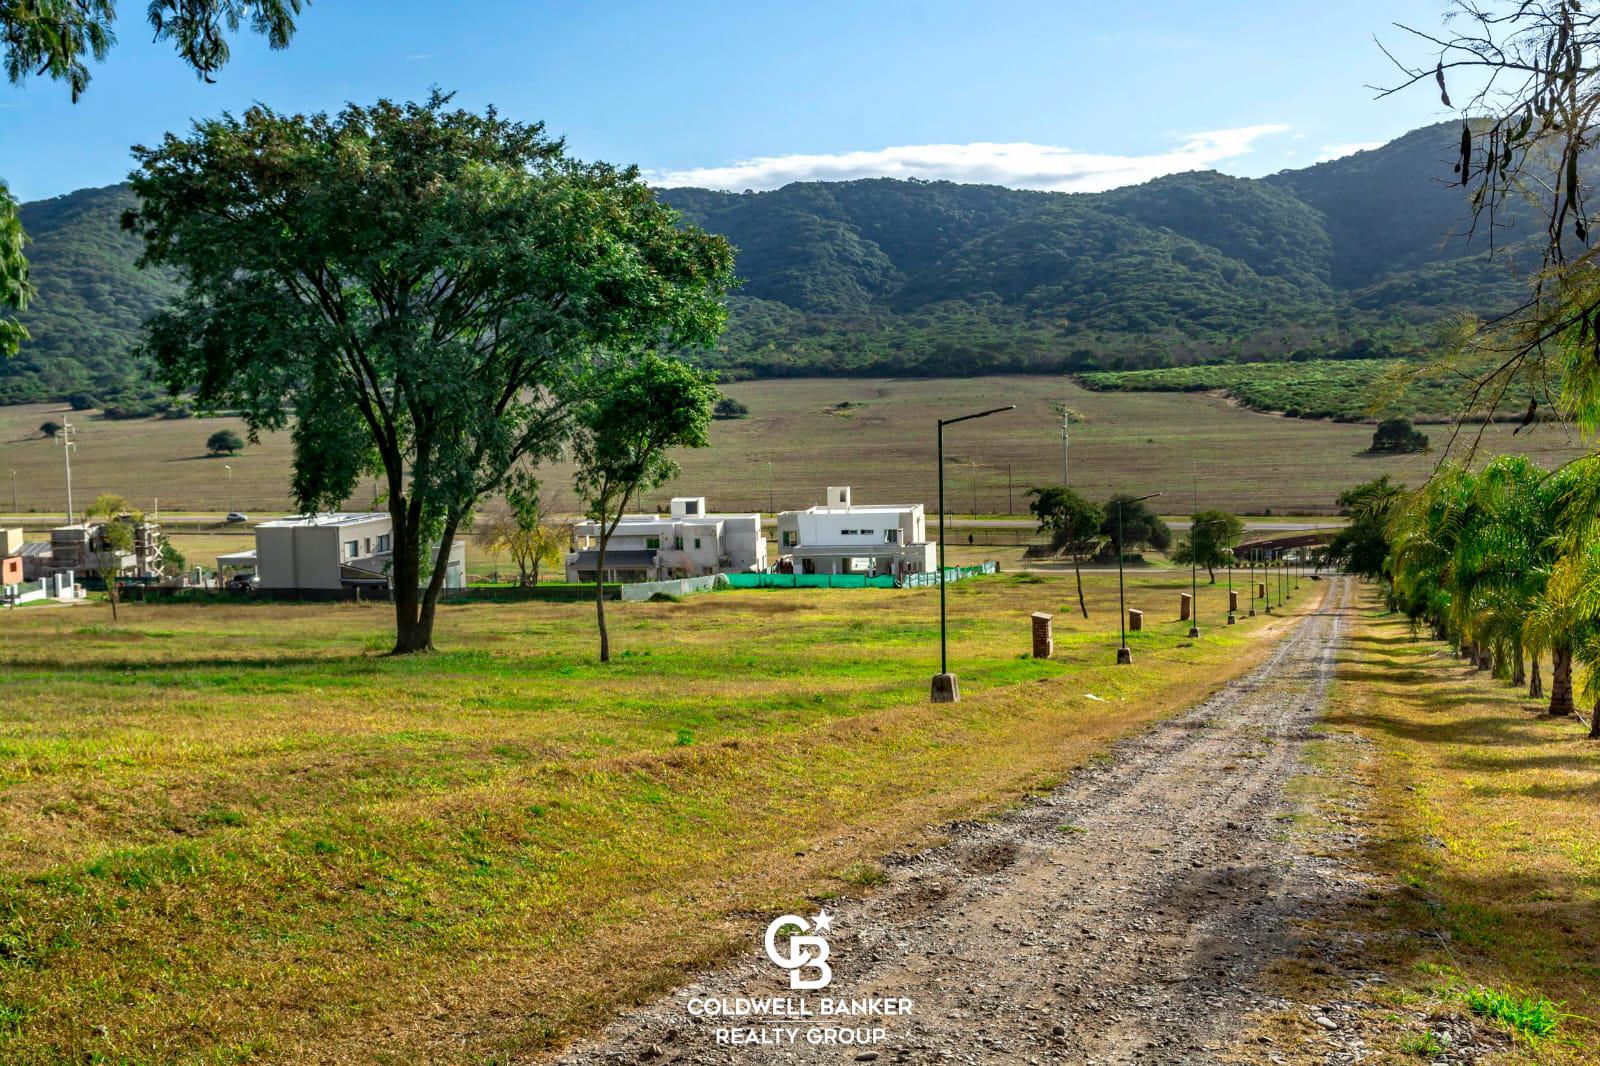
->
(619, 575), (727, 601)
(899, 561), (999, 588)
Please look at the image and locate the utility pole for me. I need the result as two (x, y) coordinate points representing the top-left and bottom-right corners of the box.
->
(8, 468), (14, 513)
(1061, 408), (1070, 489)
(225, 464), (233, 516)
(58, 421), (76, 523)
(767, 459), (775, 515)
(1007, 462), (1013, 516)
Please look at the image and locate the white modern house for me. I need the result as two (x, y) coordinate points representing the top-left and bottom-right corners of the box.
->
(775, 486), (937, 578)
(565, 496), (767, 583)
(218, 512), (466, 594)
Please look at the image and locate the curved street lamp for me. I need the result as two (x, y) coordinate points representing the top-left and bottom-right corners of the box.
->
(932, 404), (1015, 702)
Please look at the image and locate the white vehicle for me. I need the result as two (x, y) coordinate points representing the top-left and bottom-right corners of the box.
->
(225, 512), (249, 524)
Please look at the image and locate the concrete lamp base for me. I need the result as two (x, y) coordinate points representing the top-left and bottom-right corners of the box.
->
(1187, 627), (1200, 639)
(1249, 608), (1256, 617)
(931, 673), (961, 703)
(1227, 613), (1236, 625)
(1116, 646), (1133, 665)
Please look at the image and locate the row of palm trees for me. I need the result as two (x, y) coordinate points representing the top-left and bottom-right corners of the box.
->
(1346, 454), (1600, 739)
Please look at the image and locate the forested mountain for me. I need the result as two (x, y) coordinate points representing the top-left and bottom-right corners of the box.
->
(0, 122), (1536, 402)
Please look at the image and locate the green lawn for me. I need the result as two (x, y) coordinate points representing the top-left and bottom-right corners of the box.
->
(0, 570), (1316, 1064)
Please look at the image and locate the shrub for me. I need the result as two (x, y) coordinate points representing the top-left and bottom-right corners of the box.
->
(1370, 417), (1429, 454)
(206, 429), (244, 456)
(713, 397), (750, 419)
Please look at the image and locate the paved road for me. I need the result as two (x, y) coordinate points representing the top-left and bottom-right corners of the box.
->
(558, 580), (1358, 1064)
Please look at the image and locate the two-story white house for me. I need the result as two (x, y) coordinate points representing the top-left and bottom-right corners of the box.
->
(775, 486), (937, 578)
(219, 513), (466, 593)
(565, 497), (767, 583)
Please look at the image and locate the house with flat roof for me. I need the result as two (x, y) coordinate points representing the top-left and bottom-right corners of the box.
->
(219, 513), (466, 593)
(565, 496), (767, 583)
(775, 486), (937, 578)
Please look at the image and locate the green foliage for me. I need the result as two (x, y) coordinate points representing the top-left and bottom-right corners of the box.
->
(1172, 510), (1243, 583)
(1100, 494), (1171, 552)
(1027, 486), (1103, 618)
(1, 1), (304, 101)
(0, 180), (29, 358)
(1370, 417), (1429, 453)
(1326, 476), (1405, 580)
(125, 93), (733, 653)
(1458, 985), (1564, 1041)
(1079, 358), (1542, 423)
(573, 354), (719, 660)
(206, 429), (243, 456)
(713, 396), (749, 419)
(38, 420), (60, 438)
(158, 540), (188, 579)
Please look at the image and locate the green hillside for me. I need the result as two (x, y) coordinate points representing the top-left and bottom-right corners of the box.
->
(0, 121), (1536, 402)
(2, 185), (179, 405)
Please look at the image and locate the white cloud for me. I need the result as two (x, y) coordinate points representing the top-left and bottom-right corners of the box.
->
(647, 125), (1292, 193)
(1317, 141), (1383, 162)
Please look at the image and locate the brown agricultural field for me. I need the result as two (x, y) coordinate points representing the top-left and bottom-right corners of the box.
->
(2, 377), (1587, 520)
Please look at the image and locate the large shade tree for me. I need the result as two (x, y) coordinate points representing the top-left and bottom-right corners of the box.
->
(124, 95), (733, 652)
(1028, 486), (1103, 618)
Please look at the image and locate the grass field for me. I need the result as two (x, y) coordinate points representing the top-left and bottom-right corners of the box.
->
(2, 376), (1587, 519)
(1259, 588), (1599, 1063)
(0, 569), (1315, 1065)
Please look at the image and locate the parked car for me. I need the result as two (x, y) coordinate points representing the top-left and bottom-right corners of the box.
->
(225, 512), (249, 524)
(224, 573), (257, 594)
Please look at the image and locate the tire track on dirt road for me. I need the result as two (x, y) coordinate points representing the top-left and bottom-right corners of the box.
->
(558, 578), (1354, 1065)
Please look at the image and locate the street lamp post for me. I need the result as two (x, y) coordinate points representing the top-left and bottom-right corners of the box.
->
(1248, 552), (1257, 617)
(933, 404), (1015, 702)
(224, 464), (233, 516)
(1226, 548), (1236, 625)
(1116, 492), (1162, 664)
(7, 468), (14, 513)
(1185, 516), (1228, 639)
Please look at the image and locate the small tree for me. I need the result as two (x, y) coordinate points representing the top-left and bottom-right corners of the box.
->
(158, 540), (188, 581)
(39, 420), (61, 438)
(85, 493), (136, 621)
(573, 354), (718, 662)
(1369, 418), (1429, 454)
(475, 479), (570, 587)
(1099, 494), (1171, 553)
(1173, 509), (1244, 584)
(713, 396), (750, 420)
(1028, 486), (1104, 619)
(207, 428), (244, 456)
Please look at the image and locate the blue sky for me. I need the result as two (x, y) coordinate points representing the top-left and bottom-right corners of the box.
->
(1, 0), (1461, 202)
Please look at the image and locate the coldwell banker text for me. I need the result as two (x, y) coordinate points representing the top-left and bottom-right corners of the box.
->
(687, 996), (914, 1048)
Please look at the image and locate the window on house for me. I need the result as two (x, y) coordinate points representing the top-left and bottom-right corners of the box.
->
(885, 529), (900, 543)
(363, 537), (372, 555)
(693, 537), (701, 549)
(782, 531), (796, 547)
(686, 500), (700, 515)
(376, 534), (391, 553)
(646, 536), (660, 549)
(344, 540), (359, 559)
(673, 536), (683, 550)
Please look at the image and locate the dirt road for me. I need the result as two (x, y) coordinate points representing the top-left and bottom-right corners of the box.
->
(559, 579), (1357, 1065)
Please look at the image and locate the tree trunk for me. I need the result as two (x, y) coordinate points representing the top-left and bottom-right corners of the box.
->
(1073, 557), (1088, 619)
(1549, 646), (1575, 717)
(1591, 698), (1600, 740)
(411, 516), (460, 656)
(594, 535), (611, 663)
(389, 496), (431, 655)
(1530, 656), (1544, 699)
(1474, 642), (1491, 672)
(1207, 565), (1217, 584)
(1512, 644), (1526, 687)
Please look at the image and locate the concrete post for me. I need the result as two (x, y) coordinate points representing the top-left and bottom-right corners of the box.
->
(1031, 611), (1053, 659)
(1179, 593), (1193, 621)
(1128, 608), (1143, 632)
(1228, 590), (1239, 613)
